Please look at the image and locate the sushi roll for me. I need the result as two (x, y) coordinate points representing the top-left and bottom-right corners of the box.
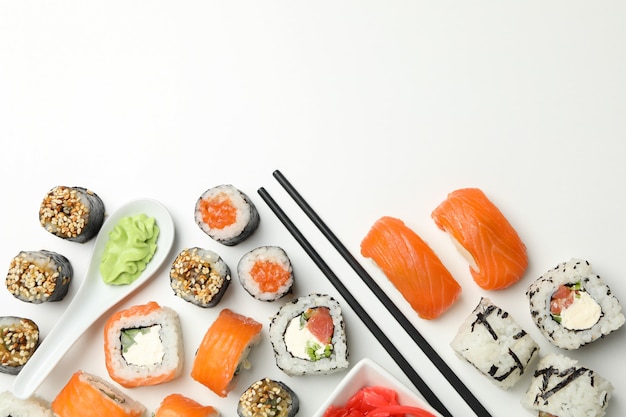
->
(5, 250), (73, 304)
(522, 353), (613, 417)
(103, 301), (184, 388)
(0, 391), (54, 417)
(51, 370), (146, 417)
(237, 246), (294, 302)
(360, 216), (461, 320)
(195, 184), (260, 246)
(431, 188), (528, 290)
(269, 293), (349, 376)
(39, 185), (105, 243)
(237, 378), (299, 417)
(526, 258), (625, 349)
(191, 308), (262, 397)
(154, 394), (219, 417)
(0, 316), (39, 375)
(169, 247), (231, 308)
(450, 297), (539, 390)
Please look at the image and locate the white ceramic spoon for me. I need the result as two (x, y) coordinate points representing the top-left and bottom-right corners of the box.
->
(12, 198), (175, 399)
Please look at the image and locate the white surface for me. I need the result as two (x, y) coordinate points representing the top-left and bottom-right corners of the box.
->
(1, 2), (625, 416)
(12, 199), (175, 400)
(312, 358), (443, 417)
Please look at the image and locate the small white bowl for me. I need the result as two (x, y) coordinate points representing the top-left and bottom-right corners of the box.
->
(312, 358), (444, 417)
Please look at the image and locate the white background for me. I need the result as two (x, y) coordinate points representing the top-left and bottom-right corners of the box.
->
(1, 2), (625, 416)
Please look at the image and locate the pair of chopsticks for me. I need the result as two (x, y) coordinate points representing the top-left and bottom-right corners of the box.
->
(258, 170), (492, 417)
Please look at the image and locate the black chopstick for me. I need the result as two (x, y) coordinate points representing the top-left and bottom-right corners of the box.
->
(257, 187), (454, 417)
(270, 170), (492, 417)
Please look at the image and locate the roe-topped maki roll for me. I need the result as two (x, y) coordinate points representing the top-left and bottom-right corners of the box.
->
(238, 246), (294, 302)
(169, 247), (231, 308)
(5, 250), (73, 304)
(269, 293), (349, 376)
(0, 316), (39, 375)
(195, 184), (260, 246)
(527, 258), (625, 349)
(39, 186), (105, 243)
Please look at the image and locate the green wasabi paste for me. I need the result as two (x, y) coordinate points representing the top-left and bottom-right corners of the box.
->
(100, 213), (159, 285)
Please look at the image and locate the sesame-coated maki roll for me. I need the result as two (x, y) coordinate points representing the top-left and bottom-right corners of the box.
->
(450, 297), (539, 390)
(169, 247), (231, 308)
(269, 293), (349, 376)
(0, 316), (39, 375)
(103, 301), (184, 388)
(237, 246), (294, 302)
(195, 184), (260, 246)
(5, 250), (73, 304)
(237, 378), (299, 417)
(526, 258), (625, 349)
(39, 186), (105, 243)
(0, 391), (54, 417)
(522, 353), (613, 417)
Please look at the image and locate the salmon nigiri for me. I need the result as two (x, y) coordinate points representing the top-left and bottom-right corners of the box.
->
(360, 216), (461, 320)
(431, 188), (528, 290)
(155, 394), (219, 417)
(191, 308), (262, 397)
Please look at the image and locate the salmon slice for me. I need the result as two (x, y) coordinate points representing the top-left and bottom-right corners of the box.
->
(191, 308), (262, 397)
(51, 371), (146, 417)
(431, 188), (528, 290)
(155, 394), (219, 417)
(360, 216), (461, 320)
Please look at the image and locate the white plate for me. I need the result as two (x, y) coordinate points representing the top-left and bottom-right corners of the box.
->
(312, 358), (444, 417)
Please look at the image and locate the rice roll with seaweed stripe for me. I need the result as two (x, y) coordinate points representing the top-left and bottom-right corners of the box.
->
(39, 185), (105, 243)
(237, 378), (299, 417)
(0, 316), (39, 375)
(526, 258), (625, 349)
(103, 301), (183, 388)
(195, 184), (260, 246)
(522, 353), (613, 417)
(5, 250), (72, 304)
(451, 297), (539, 390)
(169, 247), (231, 308)
(237, 246), (294, 301)
(269, 293), (348, 376)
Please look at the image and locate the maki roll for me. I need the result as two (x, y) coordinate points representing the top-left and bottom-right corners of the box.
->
(237, 378), (299, 417)
(5, 250), (73, 304)
(195, 184), (260, 246)
(103, 301), (184, 388)
(450, 297), (539, 390)
(191, 308), (262, 397)
(522, 353), (613, 417)
(526, 258), (625, 349)
(39, 185), (105, 243)
(0, 316), (39, 375)
(269, 293), (349, 376)
(237, 246), (294, 302)
(0, 391), (54, 417)
(169, 247), (231, 308)
(51, 370), (146, 417)
(154, 394), (219, 417)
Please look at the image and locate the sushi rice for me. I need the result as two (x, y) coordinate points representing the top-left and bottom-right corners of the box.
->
(0, 391), (54, 417)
